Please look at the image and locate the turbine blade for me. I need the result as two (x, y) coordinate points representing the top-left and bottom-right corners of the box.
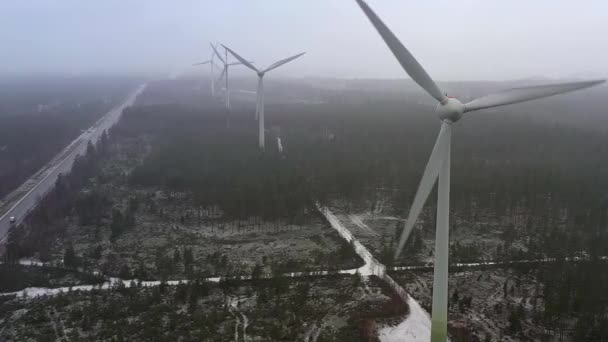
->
(222, 45), (259, 72)
(355, 0), (446, 103)
(217, 67), (226, 83)
(395, 122), (452, 258)
(263, 52), (306, 73)
(210, 42), (218, 62)
(192, 61), (210, 66)
(228, 61), (254, 66)
(464, 80), (605, 113)
(210, 43), (225, 64)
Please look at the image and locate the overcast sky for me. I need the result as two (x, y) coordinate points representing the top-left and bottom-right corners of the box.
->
(1, 0), (606, 81)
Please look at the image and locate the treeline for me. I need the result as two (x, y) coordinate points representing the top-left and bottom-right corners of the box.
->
(3, 133), (112, 264)
(4, 279), (229, 341)
(271, 98), (608, 209)
(118, 98), (608, 259)
(1, 274), (375, 341)
(0, 77), (138, 198)
(0, 264), (104, 292)
(539, 261), (608, 341)
(0, 103), (111, 198)
(273, 98), (608, 260)
(121, 105), (315, 222)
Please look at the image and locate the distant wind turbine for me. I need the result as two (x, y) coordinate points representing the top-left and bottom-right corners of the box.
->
(192, 42), (220, 96)
(354, 0), (605, 341)
(211, 43), (252, 111)
(222, 44), (305, 150)
(192, 60), (212, 93)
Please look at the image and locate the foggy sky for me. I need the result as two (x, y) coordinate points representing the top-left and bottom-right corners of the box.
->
(1, 0), (606, 81)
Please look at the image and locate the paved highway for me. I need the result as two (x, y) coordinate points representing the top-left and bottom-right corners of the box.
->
(0, 84), (146, 242)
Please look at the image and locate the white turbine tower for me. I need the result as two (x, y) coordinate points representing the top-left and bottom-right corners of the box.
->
(222, 45), (305, 150)
(354, 0), (605, 341)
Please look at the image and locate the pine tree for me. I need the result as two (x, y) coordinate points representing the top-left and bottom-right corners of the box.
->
(110, 209), (124, 240)
(173, 248), (181, 264)
(452, 289), (460, 306)
(64, 244), (78, 268)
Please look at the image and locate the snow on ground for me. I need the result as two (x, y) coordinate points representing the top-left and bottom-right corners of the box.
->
(348, 214), (379, 237)
(1, 277), (220, 299)
(18, 258), (44, 267)
(375, 215), (405, 221)
(391, 255), (608, 271)
(0, 267), (371, 299)
(317, 204), (432, 342)
(318, 205), (382, 277)
(377, 297), (432, 342)
(8, 254), (605, 300)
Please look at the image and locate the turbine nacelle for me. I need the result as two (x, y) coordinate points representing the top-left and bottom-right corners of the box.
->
(436, 97), (464, 122)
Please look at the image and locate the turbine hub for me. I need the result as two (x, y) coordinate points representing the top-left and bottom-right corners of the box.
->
(436, 97), (465, 122)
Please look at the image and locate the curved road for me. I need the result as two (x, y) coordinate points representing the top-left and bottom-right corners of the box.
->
(0, 84), (146, 243)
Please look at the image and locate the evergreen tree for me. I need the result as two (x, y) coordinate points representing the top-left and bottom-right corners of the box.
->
(64, 244), (78, 268)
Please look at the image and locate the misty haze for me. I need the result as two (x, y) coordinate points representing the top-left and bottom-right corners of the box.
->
(0, 1), (607, 342)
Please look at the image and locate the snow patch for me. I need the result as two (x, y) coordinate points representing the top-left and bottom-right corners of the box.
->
(377, 296), (432, 342)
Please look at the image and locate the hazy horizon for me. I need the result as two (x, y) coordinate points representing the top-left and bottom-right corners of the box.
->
(1, 0), (607, 81)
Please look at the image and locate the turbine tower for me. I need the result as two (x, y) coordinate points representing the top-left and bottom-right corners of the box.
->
(354, 0), (605, 341)
(222, 45), (305, 150)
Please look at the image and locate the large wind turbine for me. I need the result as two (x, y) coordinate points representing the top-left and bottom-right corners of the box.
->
(222, 45), (305, 150)
(354, 0), (605, 341)
(211, 44), (252, 111)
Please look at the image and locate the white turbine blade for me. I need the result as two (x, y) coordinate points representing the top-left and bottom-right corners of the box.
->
(263, 52), (306, 73)
(192, 61), (210, 66)
(217, 67), (226, 83)
(464, 80), (605, 113)
(355, 0), (446, 103)
(210, 42), (218, 62)
(228, 61), (254, 66)
(395, 122), (452, 258)
(210, 43), (225, 64)
(222, 45), (258, 72)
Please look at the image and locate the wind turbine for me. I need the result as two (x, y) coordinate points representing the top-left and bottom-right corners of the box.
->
(222, 44), (305, 150)
(354, 0), (605, 341)
(193, 43), (220, 96)
(192, 60), (212, 94)
(211, 43), (252, 111)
